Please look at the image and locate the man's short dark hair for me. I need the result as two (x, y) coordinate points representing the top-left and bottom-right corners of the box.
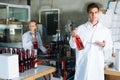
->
(29, 20), (37, 25)
(87, 3), (99, 13)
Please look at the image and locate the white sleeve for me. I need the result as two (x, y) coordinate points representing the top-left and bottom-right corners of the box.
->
(104, 29), (113, 50)
(37, 33), (47, 53)
(69, 36), (77, 49)
(22, 33), (33, 50)
(39, 46), (47, 53)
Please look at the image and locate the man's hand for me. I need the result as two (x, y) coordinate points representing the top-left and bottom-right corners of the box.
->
(95, 40), (105, 47)
(32, 38), (37, 43)
(71, 28), (77, 37)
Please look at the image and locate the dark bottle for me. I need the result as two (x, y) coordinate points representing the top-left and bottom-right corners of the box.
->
(26, 49), (31, 69)
(75, 35), (84, 50)
(7, 48), (11, 53)
(0, 48), (2, 54)
(31, 49), (37, 68)
(22, 49), (26, 71)
(12, 48), (16, 54)
(31, 49), (36, 68)
(23, 49), (28, 70)
(33, 34), (38, 49)
(19, 50), (24, 73)
(17, 48), (20, 55)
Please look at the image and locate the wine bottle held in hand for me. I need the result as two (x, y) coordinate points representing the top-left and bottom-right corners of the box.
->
(33, 34), (38, 49)
(75, 35), (84, 50)
(71, 27), (84, 50)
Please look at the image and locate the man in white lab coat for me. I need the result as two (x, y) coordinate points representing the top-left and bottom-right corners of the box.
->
(22, 20), (47, 54)
(69, 3), (113, 80)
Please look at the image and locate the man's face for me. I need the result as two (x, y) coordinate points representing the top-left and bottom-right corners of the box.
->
(29, 22), (37, 32)
(88, 8), (99, 22)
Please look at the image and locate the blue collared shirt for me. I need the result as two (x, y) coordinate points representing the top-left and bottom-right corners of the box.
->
(22, 31), (47, 53)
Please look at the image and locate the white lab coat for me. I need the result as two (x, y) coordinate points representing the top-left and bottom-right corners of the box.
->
(22, 31), (46, 53)
(69, 21), (113, 80)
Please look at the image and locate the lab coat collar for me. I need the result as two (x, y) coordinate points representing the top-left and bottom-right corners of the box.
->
(86, 21), (99, 30)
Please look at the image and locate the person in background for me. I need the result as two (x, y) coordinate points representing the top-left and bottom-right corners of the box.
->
(22, 20), (47, 54)
(69, 3), (113, 80)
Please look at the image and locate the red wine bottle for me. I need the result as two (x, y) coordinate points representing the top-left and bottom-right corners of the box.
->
(7, 48), (10, 53)
(26, 49), (31, 69)
(24, 50), (28, 70)
(19, 50), (24, 73)
(31, 49), (37, 68)
(33, 34), (38, 49)
(0, 48), (2, 54)
(75, 35), (84, 50)
(17, 48), (20, 55)
(12, 48), (16, 54)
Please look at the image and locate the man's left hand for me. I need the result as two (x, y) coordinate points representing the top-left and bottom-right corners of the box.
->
(95, 40), (105, 47)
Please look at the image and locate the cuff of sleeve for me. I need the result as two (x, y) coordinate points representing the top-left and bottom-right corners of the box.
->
(40, 46), (47, 53)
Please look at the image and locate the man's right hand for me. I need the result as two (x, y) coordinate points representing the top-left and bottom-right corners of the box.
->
(32, 38), (37, 43)
(71, 28), (77, 37)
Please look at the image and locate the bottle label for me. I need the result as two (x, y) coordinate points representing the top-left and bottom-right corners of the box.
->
(33, 42), (38, 49)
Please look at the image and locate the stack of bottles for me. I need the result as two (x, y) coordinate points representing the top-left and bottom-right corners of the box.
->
(19, 49), (38, 73)
(0, 48), (37, 73)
